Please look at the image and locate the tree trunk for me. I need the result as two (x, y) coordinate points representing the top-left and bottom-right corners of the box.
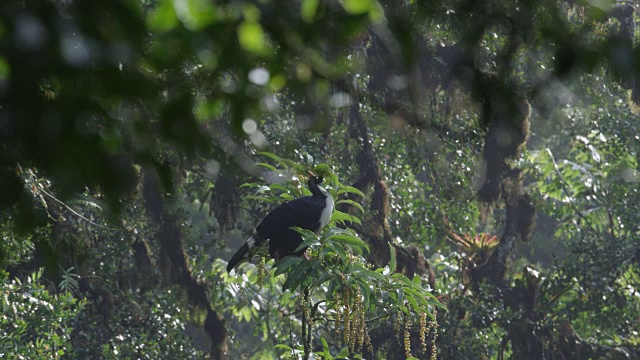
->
(142, 166), (228, 360)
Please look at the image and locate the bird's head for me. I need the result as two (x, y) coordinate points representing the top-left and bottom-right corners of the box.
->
(306, 164), (336, 185)
(308, 173), (324, 185)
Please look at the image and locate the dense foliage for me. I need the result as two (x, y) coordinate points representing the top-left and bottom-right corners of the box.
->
(1, 0), (639, 359)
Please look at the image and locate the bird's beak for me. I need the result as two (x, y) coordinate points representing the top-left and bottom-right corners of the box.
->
(307, 170), (316, 178)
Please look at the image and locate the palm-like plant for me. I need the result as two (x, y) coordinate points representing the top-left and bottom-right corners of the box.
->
(448, 232), (500, 268)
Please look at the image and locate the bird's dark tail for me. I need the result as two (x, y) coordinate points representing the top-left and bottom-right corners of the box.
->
(227, 236), (257, 273)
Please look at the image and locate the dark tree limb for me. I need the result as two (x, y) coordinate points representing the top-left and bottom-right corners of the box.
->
(142, 167), (228, 360)
(336, 80), (435, 287)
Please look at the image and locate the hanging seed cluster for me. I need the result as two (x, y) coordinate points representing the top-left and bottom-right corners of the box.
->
(302, 290), (313, 356)
(404, 316), (412, 359)
(419, 311), (428, 353)
(332, 287), (439, 359)
(399, 309), (440, 359)
(256, 257), (268, 285)
(334, 293), (342, 335)
(335, 287), (373, 356)
(394, 314), (402, 343)
(349, 289), (364, 352)
(341, 289), (351, 344)
(429, 311), (439, 360)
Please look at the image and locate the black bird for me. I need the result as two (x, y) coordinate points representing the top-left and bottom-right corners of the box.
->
(227, 175), (334, 273)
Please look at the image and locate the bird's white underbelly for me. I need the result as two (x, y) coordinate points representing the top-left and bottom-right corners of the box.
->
(319, 192), (334, 229)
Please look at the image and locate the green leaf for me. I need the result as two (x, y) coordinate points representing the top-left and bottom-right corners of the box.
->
(335, 199), (365, 214)
(323, 239), (347, 259)
(238, 21), (267, 54)
(330, 210), (361, 225)
(341, 0), (373, 14)
(357, 279), (371, 308)
(335, 347), (350, 358)
(412, 274), (421, 286)
(310, 271), (332, 290)
(258, 151), (283, 163)
(275, 344), (293, 350)
(388, 243), (396, 272)
(0, 57), (9, 80)
(280, 193), (295, 201)
(240, 306), (252, 321)
(282, 260), (313, 291)
(294, 231), (320, 253)
(289, 160), (308, 173)
(312, 164), (335, 179)
(259, 152), (306, 173)
(396, 288), (404, 305)
(195, 98), (224, 122)
(273, 256), (303, 276)
(320, 337), (332, 359)
(244, 195), (279, 204)
(321, 227), (352, 239)
(269, 183), (292, 192)
(147, 0), (179, 33)
(328, 234), (369, 254)
(291, 226), (319, 239)
(256, 162), (279, 171)
(337, 185), (365, 198)
(301, 0), (320, 23)
(175, 0), (217, 31)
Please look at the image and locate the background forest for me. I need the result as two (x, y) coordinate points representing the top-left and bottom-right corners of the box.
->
(1, 0), (639, 359)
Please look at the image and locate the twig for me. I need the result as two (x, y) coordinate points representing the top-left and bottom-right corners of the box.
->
(38, 187), (126, 231)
